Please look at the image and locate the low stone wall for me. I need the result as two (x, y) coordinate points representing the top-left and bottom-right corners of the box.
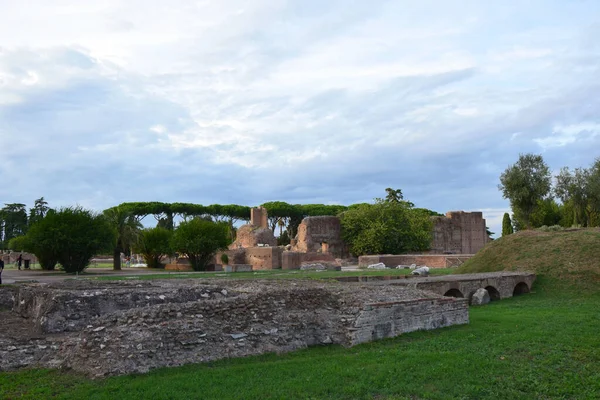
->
(351, 297), (468, 344)
(0, 280), (468, 376)
(358, 254), (474, 268)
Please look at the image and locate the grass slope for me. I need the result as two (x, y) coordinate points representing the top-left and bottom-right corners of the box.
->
(1, 278), (599, 400)
(457, 228), (600, 285)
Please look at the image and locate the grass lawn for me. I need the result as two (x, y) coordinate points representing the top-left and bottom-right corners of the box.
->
(1, 276), (598, 400)
(93, 267), (456, 281)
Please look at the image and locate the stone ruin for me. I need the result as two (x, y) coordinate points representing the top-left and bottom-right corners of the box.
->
(430, 211), (492, 254)
(0, 279), (468, 377)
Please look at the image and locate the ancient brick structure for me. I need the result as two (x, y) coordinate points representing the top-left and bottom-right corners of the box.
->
(430, 211), (491, 254)
(0, 279), (469, 376)
(250, 206), (268, 229)
(229, 225), (276, 249)
(292, 216), (347, 258)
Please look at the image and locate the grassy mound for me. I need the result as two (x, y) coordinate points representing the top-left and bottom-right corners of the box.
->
(457, 228), (600, 284)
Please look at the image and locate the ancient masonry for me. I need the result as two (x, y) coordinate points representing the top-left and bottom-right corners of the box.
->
(430, 211), (492, 254)
(0, 279), (470, 376)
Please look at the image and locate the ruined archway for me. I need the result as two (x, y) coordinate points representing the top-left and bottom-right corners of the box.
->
(443, 288), (464, 298)
(484, 286), (501, 301)
(513, 282), (530, 296)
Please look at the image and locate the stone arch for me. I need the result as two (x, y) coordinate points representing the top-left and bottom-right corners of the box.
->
(513, 282), (530, 296)
(443, 288), (464, 298)
(484, 286), (501, 301)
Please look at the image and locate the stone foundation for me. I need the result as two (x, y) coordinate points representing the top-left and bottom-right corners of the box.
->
(0, 280), (468, 377)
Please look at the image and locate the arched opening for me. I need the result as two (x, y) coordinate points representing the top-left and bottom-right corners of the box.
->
(513, 282), (530, 296)
(485, 286), (501, 301)
(443, 288), (464, 298)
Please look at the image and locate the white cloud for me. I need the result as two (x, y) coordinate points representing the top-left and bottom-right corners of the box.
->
(0, 0), (599, 221)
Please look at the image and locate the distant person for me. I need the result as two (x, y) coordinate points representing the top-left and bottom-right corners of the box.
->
(17, 254), (23, 270)
(0, 258), (4, 284)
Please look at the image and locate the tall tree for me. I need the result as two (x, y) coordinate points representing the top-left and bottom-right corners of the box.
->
(555, 167), (591, 227)
(499, 154), (551, 229)
(0, 203), (28, 247)
(384, 188), (404, 203)
(171, 218), (231, 271)
(29, 197), (50, 226)
(502, 213), (513, 236)
(103, 206), (143, 270)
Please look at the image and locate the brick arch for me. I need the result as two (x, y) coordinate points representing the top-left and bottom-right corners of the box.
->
(484, 286), (501, 301)
(513, 282), (530, 296)
(443, 288), (464, 298)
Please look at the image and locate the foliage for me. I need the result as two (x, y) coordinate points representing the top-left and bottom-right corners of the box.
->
(220, 253), (229, 265)
(536, 225), (565, 232)
(26, 207), (116, 273)
(28, 197), (51, 226)
(0, 203), (28, 248)
(171, 218), (231, 271)
(384, 187), (404, 203)
(134, 227), (172, 269)
(277, 230), (291, 246)
(499, 153), (551, 229)
(7, 235), (28, 252)
(1, 279), (598, 400)
(340, 200), (433, 257)
(501, 213), (513, 236)
(103, 206), (143, 270)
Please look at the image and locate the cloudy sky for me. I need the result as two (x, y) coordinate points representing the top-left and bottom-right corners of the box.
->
(1, 0), (599, 236)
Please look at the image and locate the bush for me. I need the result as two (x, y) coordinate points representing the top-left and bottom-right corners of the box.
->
(537, 225), (565, 232)
(7, 236), (27, 252)
(171, 218), (231, 271)
(220, 253), (229, 265)
(340, 200), (433, 257)
(26, 207), (116, 273)
(277, 230), (291, 246)
(135, 227), (172, 269)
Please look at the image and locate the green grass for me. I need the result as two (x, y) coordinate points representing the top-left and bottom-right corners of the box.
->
(1, 277), (598, 400)
(93, 267), (456, 281)
(457, 228), (600, 287)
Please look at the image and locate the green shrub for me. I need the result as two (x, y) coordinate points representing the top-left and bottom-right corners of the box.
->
(26, 207), (116, 273)
(135, 227), (172, 269)
(7, 236), (27, 252)
(340, 200), (433, 256)
(171, 218), (231, 271)
(220, 253), (229, 265)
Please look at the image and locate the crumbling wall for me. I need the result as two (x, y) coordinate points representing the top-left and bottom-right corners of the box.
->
(230, 225), (277, 249)
(0, 280), (468, 377)
(244, 247), (283, 270)
(292, 216), (346, 258)
(431, 211), (490, 254)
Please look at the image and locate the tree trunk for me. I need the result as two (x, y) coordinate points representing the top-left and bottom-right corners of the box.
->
(113, 248), (122, 270)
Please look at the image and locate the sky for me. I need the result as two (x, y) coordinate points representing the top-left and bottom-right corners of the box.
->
(0, 0), (599, 237)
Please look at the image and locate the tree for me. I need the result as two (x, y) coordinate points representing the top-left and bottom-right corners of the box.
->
(340, 200), (432, 257)
(171, 218), (231, 271)
(0, 203), (28, 247)
(135, 227), (173, 269)
(555, 167), (591, 226)
(499, 154), (551, 229)
(103, 206), (143, 270)
(502, 213), (513, 236)
(26, 207), (116, 273)
(7, 235), (27, 252)
(29, 197), (50, 226)
(384, 188), (404, 203)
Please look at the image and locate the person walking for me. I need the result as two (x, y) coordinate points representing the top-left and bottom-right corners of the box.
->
(0, 258), (4, 284)
(17, 254), (23, 270)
